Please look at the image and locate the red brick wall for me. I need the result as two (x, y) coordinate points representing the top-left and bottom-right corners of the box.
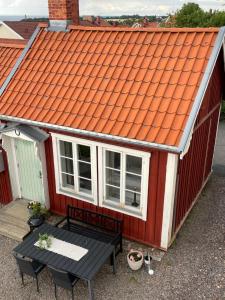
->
(48, 0), (79, 25)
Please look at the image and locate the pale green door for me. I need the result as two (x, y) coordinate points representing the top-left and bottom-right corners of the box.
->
(15, 138), (45, 204)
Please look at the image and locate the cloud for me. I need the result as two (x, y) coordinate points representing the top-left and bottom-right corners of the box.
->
(0, 0), (48, 15)
(0, 0), (224, 16)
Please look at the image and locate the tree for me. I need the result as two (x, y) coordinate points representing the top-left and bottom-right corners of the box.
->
(175, 3), (208, 27)
(162, 2), (225, 28)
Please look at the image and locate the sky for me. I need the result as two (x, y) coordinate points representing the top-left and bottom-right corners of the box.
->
(0, 0), (224, 17)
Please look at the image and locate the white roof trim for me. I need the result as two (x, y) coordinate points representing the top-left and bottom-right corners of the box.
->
(178, 26), (225, 157)
(0, 115), (180, 153)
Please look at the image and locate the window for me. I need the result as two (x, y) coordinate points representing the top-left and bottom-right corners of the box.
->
(52, 133), (150, 220)
(99, 146), (150, 221)
(52, 134), (97, 204)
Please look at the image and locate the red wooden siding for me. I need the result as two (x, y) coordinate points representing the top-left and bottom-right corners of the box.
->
(173, 52), (224, 233)
(45, 136), (168, 247)
(0, 148), (12, 205)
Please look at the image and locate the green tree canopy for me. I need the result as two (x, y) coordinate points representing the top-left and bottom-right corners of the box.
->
(175, 3), (207, 27)
(164, 2), (225, 28)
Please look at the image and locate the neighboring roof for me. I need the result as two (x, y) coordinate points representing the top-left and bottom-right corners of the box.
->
(0, 39), (26, 88)
(80, 17), (111, 27)
(132, 22), (159, 28)
(0, 123), (49, 142)
(4, 21), (38, 39)
(0, 26), (222, 150)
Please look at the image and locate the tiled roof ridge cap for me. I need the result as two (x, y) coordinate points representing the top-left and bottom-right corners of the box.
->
(67, 25), (220, 33)
(0, 39), (27, 48)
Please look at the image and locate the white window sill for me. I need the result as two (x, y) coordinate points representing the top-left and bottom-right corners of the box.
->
(57, 188), (96, 205)
(102, 201), (146, 221)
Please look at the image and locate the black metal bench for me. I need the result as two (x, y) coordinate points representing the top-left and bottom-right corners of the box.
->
(55, 205), (123, 257)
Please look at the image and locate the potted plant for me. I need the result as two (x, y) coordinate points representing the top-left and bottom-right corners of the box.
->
(27, 201), (49, 230)
(27, 201), (48, 220)
(37, 233), (53, 250)
(127, 250), (143, 271)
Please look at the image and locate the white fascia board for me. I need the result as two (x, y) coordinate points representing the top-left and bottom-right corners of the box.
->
(160, 153), (178, 249)
(178, 27), (225, 158)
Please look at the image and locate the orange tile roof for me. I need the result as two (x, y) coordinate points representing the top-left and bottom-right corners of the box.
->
(0, 26), (220, 148)
(0, 39), (26, 88)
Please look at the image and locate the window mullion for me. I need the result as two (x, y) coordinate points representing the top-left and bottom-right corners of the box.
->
(121, 153), (126, 207)
(73, 143), (78, 194)
(57, 139), (63, 189)
(90, 145), (95, 199)
(103, 149), (106, 202)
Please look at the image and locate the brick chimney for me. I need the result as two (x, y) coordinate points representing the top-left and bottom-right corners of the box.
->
(48, 0), (79, 29)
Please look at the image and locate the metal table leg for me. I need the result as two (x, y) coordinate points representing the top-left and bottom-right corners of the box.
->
(88, 280), (94, 300)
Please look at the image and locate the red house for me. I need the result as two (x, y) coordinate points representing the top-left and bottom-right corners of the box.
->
(0, 0), (224, 250)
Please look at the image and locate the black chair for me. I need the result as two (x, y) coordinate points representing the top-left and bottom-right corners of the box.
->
(48, 266), (79, 300)
(13, 253), (45, 292)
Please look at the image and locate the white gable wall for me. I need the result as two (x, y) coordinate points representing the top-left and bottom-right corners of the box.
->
(0, 22), (23, 39)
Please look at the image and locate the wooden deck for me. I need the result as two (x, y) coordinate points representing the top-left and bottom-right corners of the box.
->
(0, 199), (29, 241)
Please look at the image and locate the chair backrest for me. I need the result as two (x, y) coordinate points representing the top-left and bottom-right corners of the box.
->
(14, 254), (36, 277)
(67, 205), (123, 234)
(48, 266), (73, 289)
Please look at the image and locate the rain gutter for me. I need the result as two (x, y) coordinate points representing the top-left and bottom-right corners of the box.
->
(0, 115), (180, 153)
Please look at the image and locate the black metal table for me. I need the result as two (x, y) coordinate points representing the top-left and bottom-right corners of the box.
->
(13, 223), (116, 300)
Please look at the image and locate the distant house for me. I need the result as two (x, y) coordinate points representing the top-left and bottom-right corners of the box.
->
(132, 17), (159, 28)
(0, 0), (224, 250)
(81, 16), (111, 27)
(0, 21), (38, 40)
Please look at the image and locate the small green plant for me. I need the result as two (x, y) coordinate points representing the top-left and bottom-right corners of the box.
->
(27, 201), (49, 218)
(37, 233), (53, 250)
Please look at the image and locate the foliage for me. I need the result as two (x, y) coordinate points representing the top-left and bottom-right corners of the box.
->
(163, 3), (225, 28)
(21, 18), (49, 22)
(27, 201), (48, 218)
(37, 233), (53, 250)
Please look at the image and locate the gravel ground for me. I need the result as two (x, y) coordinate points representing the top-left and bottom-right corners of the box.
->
(0, 173), (225, 300)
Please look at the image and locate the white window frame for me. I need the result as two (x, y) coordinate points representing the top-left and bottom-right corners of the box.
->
(98, 144), (150, 221)
(51, 133), (98, 205)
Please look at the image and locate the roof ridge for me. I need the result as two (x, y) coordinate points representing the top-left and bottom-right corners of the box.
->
(68, 25), (220, 33)
(0, 39), (27, 48)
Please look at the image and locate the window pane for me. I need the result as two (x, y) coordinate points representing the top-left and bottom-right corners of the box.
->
(106, 151), (121, 169)
(78, 145), (90, 162)
(125, 191), (140, 208)
(60, 141), (73, 158)
(126, 155), (142, 175)
(126, 173), (141, 192)
(79, 178), (92, 194)
(61, 158), (74, 174)
(106, 169), (120, 187)
(106, 186), (120, 203)
(79, 162), (91, 179)
(62, 173), (74, 189)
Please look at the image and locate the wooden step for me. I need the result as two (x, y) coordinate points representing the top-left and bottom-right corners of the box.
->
(0, 199), (30, 241)
(0, 213), (29, 231)
(0, 220), (29, 241)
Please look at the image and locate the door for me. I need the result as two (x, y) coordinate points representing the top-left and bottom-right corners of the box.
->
(14, 138), (45, 204)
